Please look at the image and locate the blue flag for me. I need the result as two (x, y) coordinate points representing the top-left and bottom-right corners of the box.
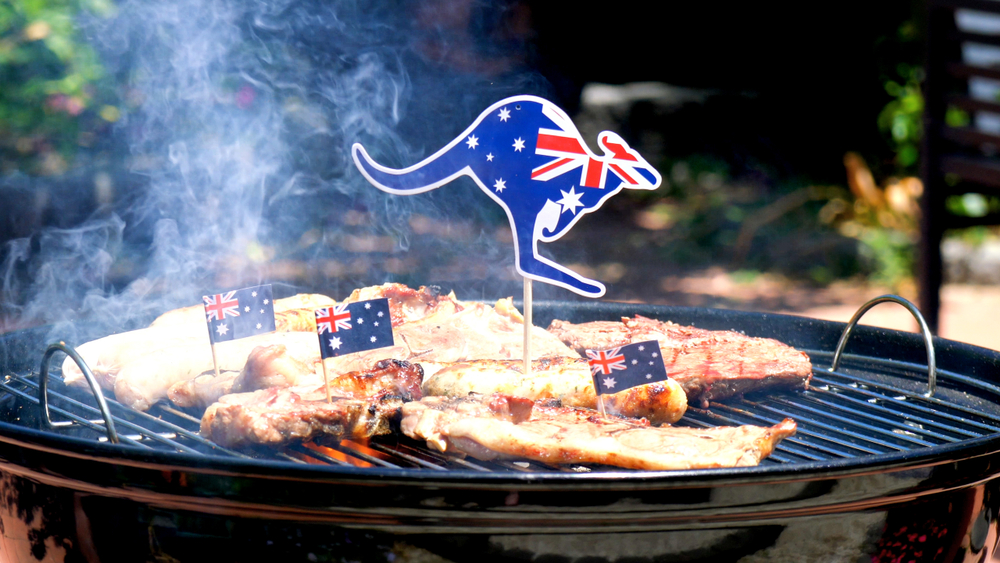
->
(203, 284), (276, 344)
(586, 340), (669, 395)
(315, 298), (394, 359)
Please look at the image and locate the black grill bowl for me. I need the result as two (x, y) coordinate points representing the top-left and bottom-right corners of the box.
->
(0, 302), (999, 562)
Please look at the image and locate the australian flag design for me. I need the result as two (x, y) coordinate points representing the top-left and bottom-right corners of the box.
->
(586, 340), (669, 395)
(352, 95), (662, 299)
(203, 284), (276, 344)
(316, 298), (394, 359)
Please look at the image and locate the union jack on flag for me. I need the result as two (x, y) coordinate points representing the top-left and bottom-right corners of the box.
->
(586, 340), (669, 395)
(315, 303), (352, 334)
(587, 348), (627, 376)
(203, 284), (276, 344)
(204, 291), (240, 322)
(533, 125), (647, 190)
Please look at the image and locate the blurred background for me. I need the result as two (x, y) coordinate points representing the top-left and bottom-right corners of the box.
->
(0, 0), (996, 348)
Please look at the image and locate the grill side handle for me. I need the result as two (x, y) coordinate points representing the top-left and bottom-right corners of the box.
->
(830, 294), (937, 397)
(39, 342), (119, 444)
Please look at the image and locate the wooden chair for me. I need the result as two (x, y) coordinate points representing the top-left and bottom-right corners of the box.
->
(921, 0), (1000, 331)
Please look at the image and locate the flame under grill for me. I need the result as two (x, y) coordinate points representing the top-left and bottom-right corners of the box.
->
(2, 346), (997, 473)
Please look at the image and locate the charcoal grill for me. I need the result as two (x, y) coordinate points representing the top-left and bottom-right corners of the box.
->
(0, 297), (999, 562)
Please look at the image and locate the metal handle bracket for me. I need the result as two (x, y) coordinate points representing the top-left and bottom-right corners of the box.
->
(829, 294), (937, 397)
(39, 342), (119, 444)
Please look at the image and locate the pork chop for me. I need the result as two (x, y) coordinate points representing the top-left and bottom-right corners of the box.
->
(201, 359), (423, 448)
(401, 394), (797, 470)
(547, 316), (812, 406)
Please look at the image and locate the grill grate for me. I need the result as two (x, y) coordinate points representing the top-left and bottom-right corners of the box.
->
(2, 349), (999, 473)
(2, 294), (997, 473)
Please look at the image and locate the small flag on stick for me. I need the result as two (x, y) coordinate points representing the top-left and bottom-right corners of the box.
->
(586, 340), (669, 416)
(314, 298), (395, 402)
(203, 284), (277, 376)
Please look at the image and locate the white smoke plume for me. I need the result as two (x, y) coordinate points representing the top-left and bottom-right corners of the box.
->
(0, 0), (547, 344)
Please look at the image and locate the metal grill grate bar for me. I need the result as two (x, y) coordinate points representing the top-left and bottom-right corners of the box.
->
(802, 386), (983, 441)
(815, 372), (1000, 431)
(2, 346), (999, 472)
(705, 403), (893, 457)
(742, 401), (931, 451)
(682, 408), (881, 459)
(368, 442), (448, 470)
(9, 373), (248, 458)
(813, 372), (1000, 434)
(0, 378), (149, 449)
(746, 397), (939, 448)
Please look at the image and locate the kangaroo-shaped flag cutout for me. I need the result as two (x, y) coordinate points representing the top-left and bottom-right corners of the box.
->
(352, 95), (662, 298)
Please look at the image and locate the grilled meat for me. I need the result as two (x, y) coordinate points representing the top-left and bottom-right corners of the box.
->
(401, 394), (796, 470)
(167, 370), (240, 409)
(62, 284), (474, 411)
(230, 297), (578, 396)
(111, 331), (321, 412)
(343, 283), (456, 326)
(422, 357), (688, 424)
(62, 292), (337, 390)
(548, 316), (812, 406)
(201, 359), (423, 448)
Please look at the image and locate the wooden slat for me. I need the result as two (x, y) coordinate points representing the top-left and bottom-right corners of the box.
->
(947, 94), (1000, 115)
(945, 211), (1000, 229)
(942, 126), (1000, 149)
(941, 155), (1000, 189)
(953, 30), (1000, 48)
(946, 62), (1000, 81)
(930, 0), (1000, 12)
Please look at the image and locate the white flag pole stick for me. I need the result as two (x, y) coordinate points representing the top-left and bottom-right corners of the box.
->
(589, 361), (608, 418)
(321, 358), (332, 404)
(210, 342), (221, 379)
(523, 277), (532, 378)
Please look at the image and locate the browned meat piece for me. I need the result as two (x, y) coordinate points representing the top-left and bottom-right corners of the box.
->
(64, 284), (473, 411)
(63, 293), (336, 391)
(112, 331), (320, 412)
(401, 394), (797, 470)
(230, 297), (579, 396)
(548, 316), (812, 406)
(201, 359), (423, 448)
(317, 357), (424, 399)
(168, 370), (240, 409)
(422, 357), (688, 425)
(399, 297), (576, 362)
(343, 283), (455, 327)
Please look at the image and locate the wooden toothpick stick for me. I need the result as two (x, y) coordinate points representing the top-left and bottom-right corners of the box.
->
(523, 277), (532, 378)
(321, 358), (332, 404)
(596, 394), (607, 417)
(210, 342), (221, 379)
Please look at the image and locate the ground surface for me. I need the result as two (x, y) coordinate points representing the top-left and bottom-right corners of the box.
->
(640, 268), (1000, 351)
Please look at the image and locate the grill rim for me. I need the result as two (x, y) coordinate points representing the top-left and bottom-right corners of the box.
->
(1, 411), (1000, 487)
(1, 302), (999, 486)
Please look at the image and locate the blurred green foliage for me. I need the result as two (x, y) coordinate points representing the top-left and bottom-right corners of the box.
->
(0, 0), (118, 175)
(875, 16), (924, 177)
(877, 64), (924, 173)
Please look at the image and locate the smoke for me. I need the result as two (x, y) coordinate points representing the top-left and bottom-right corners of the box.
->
(0, 0), (550, 341)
